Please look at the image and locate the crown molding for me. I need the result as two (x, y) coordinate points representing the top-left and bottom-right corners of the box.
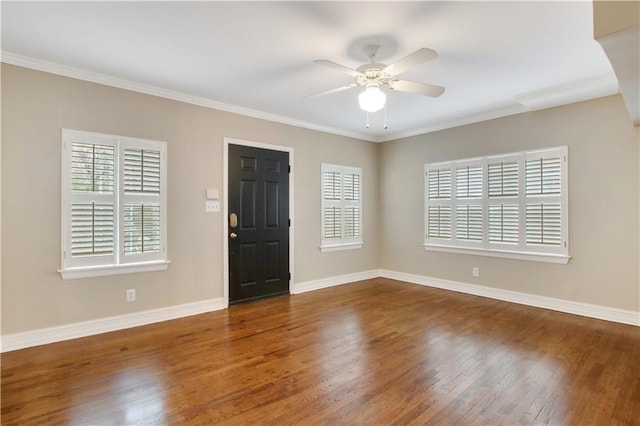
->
(0, 51), (376, 143)
(515, 72), (619, 111)
(1, 52), (621, 144)
(378, 104), (530, 143)
(379, 71), (620, 143)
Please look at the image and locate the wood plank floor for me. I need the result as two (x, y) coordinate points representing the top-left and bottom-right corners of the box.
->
(2, 278), (639, 425)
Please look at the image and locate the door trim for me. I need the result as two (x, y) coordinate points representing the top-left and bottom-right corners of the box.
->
(223, 137), (294, 306)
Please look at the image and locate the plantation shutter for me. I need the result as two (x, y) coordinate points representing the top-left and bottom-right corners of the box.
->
(61, 129), (168, 277)
(124, 148), (161, 193)
(322, 170), (341, 240)
(428, 168), (452, 200)
(426, 167), (452, 241)
(488, 204), (519, 244)
(487, 158), (519, 245)
(71, 203), (115, 256)
(455, 164), (483, 243)
(62, 132), (118, 268)
(424, 146), (567, 262)
(525, 151), (564, 248)
(456, 205), (482, 241)
(488, 161), (518, 197)
(70, 142), (115, 258)
(321, 164), (363, 250)
(456, 165), (482, 198)
(121, 142), (164, 261)
(343, 172), (361, 239)
(428, 205), (452, 239)
(525, 157), (561, 196)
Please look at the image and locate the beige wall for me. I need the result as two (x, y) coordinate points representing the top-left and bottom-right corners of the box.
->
(379, 95), (639, 311)
(1, 64), (379, 334)
(2, 63), (639, 336)
(593, 0), (639, 39)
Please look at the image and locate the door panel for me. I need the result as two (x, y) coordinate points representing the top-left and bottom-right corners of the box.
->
(229, 144), (289, 304)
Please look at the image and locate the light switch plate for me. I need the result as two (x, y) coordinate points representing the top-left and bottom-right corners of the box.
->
(205, 200), (220, 212)
(206, 189), (219, 200)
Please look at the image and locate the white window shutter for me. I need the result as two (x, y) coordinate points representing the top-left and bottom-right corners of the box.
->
(488, 161), (518, 197)
(456, 205), (482, 241)
(424, 146), (568, 262)
(456, 165), (482, 198)
(123, 147), (163, 257)
(488, 204), (519, 244)
(526, 203), (562, 246)
(323, 170), (341, 201)
(69, 141), (116, 259)
(323, 206), (341, 240)
(124, 148), (161, 193)
(524, 150), (565, 250)
(321, 164), (363, 250)
(71, 142), (115, 192)
(344, 206), (360, 239)
(71, 202), (115, 256)
(61, 129), (167, 275)
(124, 203), (162, 254)
(428, 168), (451, 199)
(427, 205), (452, 239)
(526, 157), (561, 195)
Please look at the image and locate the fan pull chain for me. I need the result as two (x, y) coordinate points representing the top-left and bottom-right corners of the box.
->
(364, 106), (390, 129)
(384, 102), (388, 130)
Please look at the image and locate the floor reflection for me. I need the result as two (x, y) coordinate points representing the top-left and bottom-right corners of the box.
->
(70, 365), (166, 425)
(416, 317), (568, 423)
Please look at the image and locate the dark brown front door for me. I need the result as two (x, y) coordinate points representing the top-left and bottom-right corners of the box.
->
(228, 144), (290, 304)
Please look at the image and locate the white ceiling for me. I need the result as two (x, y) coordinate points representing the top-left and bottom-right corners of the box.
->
(1, 1), (618, 142)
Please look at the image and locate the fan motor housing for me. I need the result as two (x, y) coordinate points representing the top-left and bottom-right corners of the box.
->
(356, 63), (391, 85)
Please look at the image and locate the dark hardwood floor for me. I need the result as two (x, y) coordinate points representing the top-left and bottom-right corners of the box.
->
(2, 278), (639, 425)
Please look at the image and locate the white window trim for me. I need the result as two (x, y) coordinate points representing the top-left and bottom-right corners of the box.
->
(320, 163), (363, 252)
(59, 260), (170, 280)
(424, 146), (570, 264)
(60, 129), (168, 279)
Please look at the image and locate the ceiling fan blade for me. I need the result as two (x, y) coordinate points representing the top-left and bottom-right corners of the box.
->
(388, 80), (445, 97)
(313, 60), (362, 78)
(382, 48), (439, 77)
(304, 83), (358, 99)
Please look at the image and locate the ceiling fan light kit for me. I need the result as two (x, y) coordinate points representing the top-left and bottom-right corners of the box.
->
(358, 84), (386, 112)
(310, 44), (445, 127)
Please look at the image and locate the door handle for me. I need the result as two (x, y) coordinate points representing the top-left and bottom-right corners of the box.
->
(230, 232), (238, 239)
(229, 213), (238, 229)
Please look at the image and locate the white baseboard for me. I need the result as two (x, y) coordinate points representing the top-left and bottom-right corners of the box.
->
(1, 298), (226, 353)
(3, 269), (637, 353)
(380, 270), (640, 327)
(292, 269), (381, 294)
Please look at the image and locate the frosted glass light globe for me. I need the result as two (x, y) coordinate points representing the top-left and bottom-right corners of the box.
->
(358, 85), (386, 112)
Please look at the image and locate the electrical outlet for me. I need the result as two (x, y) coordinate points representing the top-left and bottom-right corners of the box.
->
(472, 267), (480, 277)
(126, 289), (136, 302)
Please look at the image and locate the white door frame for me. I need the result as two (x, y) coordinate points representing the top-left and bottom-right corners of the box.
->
(222, 137), (294, 306)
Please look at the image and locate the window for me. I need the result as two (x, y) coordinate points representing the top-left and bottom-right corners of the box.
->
(424, 146), (569, 263)
(321, 163), (363, 251)
(60, 129), (168, 278)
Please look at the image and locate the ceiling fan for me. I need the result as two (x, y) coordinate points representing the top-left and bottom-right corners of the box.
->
(308, 44), (445, 113)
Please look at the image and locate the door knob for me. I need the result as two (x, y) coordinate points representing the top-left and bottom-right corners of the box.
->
(230, 232), (238, 239)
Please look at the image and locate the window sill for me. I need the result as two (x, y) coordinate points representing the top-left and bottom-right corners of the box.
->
(59, 260), (170, 280)
(320, 243), (363, 253)
(423, 244), (570, 264)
